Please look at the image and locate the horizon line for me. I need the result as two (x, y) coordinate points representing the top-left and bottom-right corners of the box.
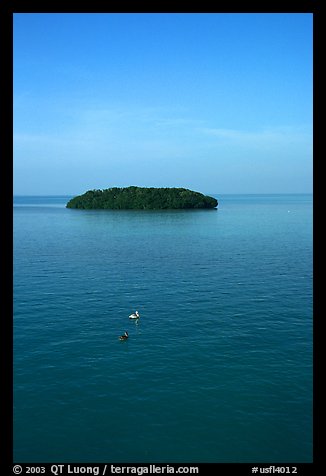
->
(13, 192), (313, 197)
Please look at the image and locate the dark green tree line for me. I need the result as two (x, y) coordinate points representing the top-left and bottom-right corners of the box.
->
(66, 187), (218, 210)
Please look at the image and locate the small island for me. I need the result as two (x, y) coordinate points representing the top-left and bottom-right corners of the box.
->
(66, 186), (218, 210)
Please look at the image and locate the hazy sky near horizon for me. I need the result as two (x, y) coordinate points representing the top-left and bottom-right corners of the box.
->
(14, 13), (313, 195)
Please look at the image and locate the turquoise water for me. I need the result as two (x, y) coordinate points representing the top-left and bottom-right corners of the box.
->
(13, 194), (313, 463)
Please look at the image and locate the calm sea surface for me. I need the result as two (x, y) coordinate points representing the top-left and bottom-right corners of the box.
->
(13, 194), (313, 463)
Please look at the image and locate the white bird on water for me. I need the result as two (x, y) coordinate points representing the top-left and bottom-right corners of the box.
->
(129, 310), (140, 319)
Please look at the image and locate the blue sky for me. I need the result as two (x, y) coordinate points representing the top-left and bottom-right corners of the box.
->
(13, 13), (313, 195)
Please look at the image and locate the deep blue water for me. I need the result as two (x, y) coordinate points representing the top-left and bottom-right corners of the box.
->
(13, 194), (313, 463)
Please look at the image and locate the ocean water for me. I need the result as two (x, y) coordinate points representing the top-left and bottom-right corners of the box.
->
(13, 194), (313, 463)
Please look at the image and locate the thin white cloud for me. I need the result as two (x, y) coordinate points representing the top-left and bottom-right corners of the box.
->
(13, 133), (91, 149)
(76, 105), (200, 131)
(201, 125), (312, 148)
